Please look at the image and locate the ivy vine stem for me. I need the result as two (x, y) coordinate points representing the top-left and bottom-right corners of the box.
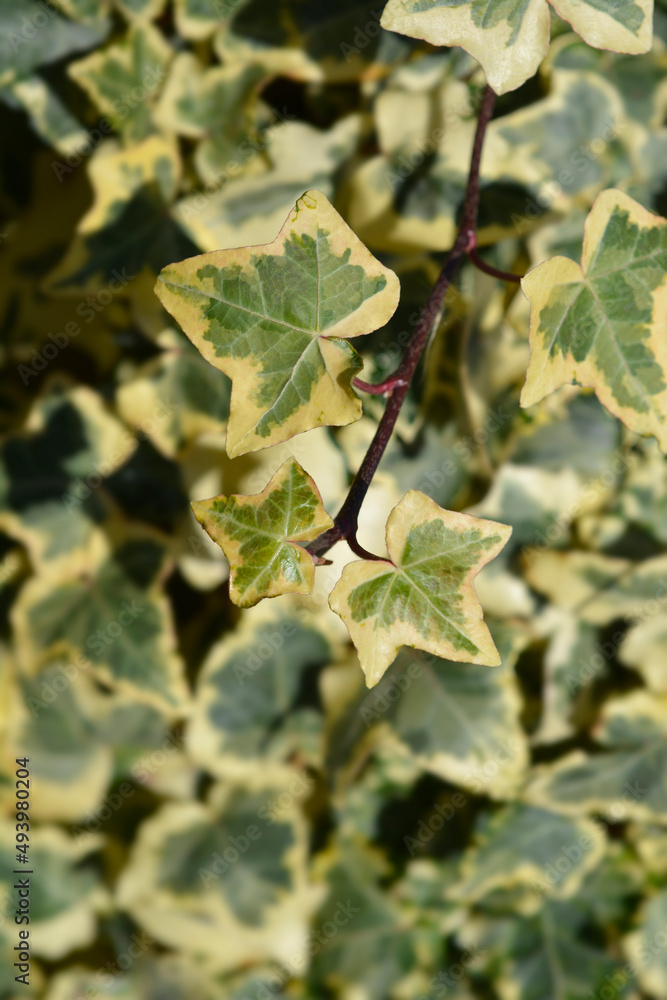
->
(467, 244), (523, 283)
(307, 84), (497, 559)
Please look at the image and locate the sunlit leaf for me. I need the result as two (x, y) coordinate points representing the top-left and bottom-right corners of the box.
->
(0, 383), (135, 567)
(191, 459), (333, 606)
(156, 189), (400, 457)
(624, 889), (667, 995)
(116, 330), (231, 458)
(521, 189), (667, 450)
(363, 630), (529, 798)
(154, 52), (269, 185)
(218, 0), (413, 83)
(46, 135), (197, 293)
(330, 490), (512, 687)
(380, 0), (653, 94)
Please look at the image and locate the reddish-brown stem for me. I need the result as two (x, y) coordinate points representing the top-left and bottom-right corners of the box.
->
(353, 375), (409, 395)
(307, 85), (497, 559)
(467, 245), (522, 283)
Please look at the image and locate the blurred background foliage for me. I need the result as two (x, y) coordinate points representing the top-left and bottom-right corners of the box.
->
(2, 1), (667, 998)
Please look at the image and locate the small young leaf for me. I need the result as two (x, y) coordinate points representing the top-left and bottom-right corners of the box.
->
(191, 458), (334, 608)
(521, 189), (667, 449)
(155, 189), (400, 457)
(380, 0), (653, 95)
(329, 490), (512, 687)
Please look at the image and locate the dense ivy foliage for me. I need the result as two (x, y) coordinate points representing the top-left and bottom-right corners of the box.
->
(2, 1), (667, 998)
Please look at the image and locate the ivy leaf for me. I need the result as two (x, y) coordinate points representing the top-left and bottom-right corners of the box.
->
(528, 690), (667, 821)
(0, 824), (105, 960)
(329, 490), (512, 687)
(0, 0), (107, 89)
(218, 0), (412, 83)
(191, 459), (334, 607)
(0, 383), (136, 568)
(448, 804), (606, 902)
(521, 189), (667, 449)
(10, 534), (189, 711)
(469, 898), (624, 1000)
(155, 53), (268, 185)
(116, 774), (315, 971)
(68, 23), (172, 144)
(380, 0), (653, 94)
(624, 890), (667, 996)
(46, 135), (198, 294)
(188, 611), (333, 777)
(367, 630), (529, 798)
(156, 189), (400, 457)
(116, 331), (231, 458)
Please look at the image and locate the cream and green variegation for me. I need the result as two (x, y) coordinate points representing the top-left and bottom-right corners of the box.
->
(521, 190), (667, 449)
(191, 459), (334, 607)
(156, 190), (400, 457)
(528, 691), (667, 821)
(380, 0), (653, 94)
(68, 23), (171, 143)
(188, 609), (334, 777)
(447, 803), (606, 902)
(0, 823), (106, 960)
(10, 532), (189, 711)
(367, 632), (529, 797)
(116, 772), (316, 971)
(329, 490), (512, 687)
(624, 890), (667, 996)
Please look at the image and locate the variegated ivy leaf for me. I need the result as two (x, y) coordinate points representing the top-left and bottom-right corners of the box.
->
(2, 75), (89, 156)
(191, 459), (333, 607)
(380, 0), (653, 94)
(68, 23), (172, 144)
(447, 803), (606, 903)
(0, 0), (107, 89)
(329, 491), (512, 687)
(174, 0), (222, 39)
(114, 0), (167, 21)
(624, 890), (667, 996)
(156, 189), (400, 457)
(521, 190), (667, 450)
(116, 773), (315, 971)
(309, 841), (420, 997)
(116, 330), (231, 458)
(0, 823), (105, 959)
(46, 135), (197, 294)
(173, 116), (361, 253)
(362, 628), (529, 798)
(467, 898), (625, 1000)
(188, 609), (334, 777)
(528, 691), (667, 822)
(0, 383), (136, 568)
(154, 53), (269, 186)
(217, 0), (413, 84)
(10, 533), (189, 712)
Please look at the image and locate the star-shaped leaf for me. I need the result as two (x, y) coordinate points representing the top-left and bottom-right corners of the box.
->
(191, 459), (334, 608)
(380, 0), (653, 94)
(155, 189), (400, 457)
(329, 490), (512, 687)
(521, 190), (667, 450)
